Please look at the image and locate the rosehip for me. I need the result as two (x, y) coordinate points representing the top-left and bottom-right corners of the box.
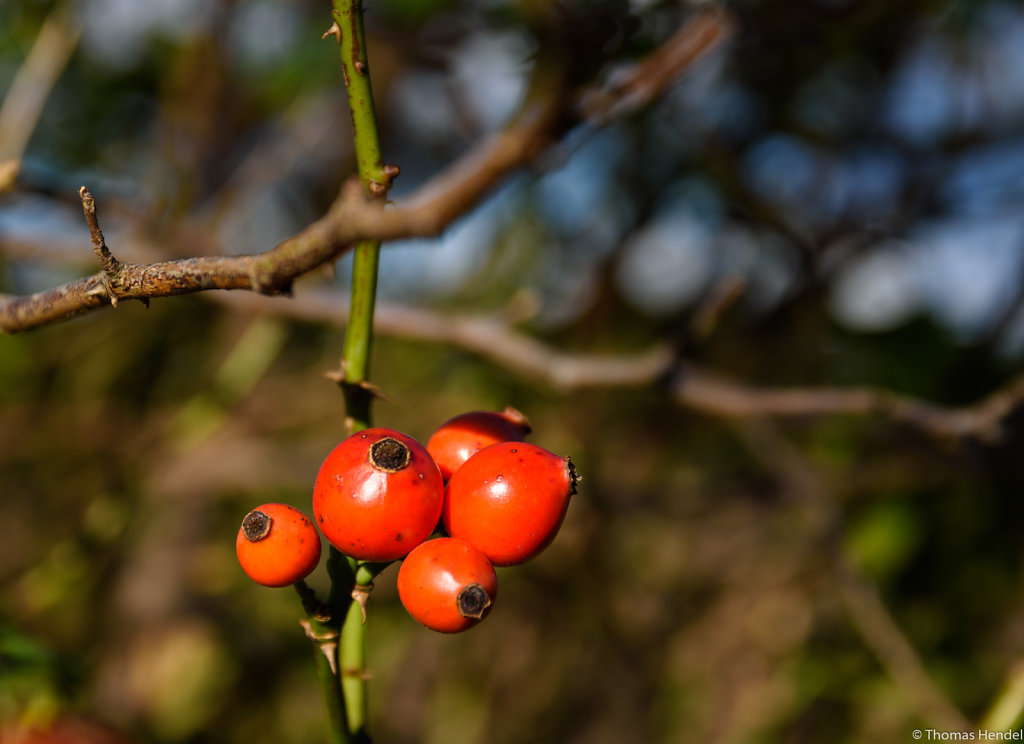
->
(442, 442), (577, 566)
(426, 407), (532, 481)
(397, 537), (498, 633)
(236, 503), (321, 587)
(312, 427), (444, 562)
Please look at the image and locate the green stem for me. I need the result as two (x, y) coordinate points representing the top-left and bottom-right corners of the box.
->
(340, 594), (370, 742)
(325, 1), (395, 739)
(341, 240), (380, 432)
(330, 0), (396, 433)
(331, 0), (390, 190)
(339, 561), (390, 742)
(323, 546), (358, 742)
(295, 579), (351, 744)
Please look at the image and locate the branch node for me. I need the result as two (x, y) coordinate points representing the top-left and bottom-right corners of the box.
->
(102, 275), (119, 308)
(85, 281), (107, 298)
(248, 265), (292, 297)
(325, 364), (390, 404)
(78, 186), (118, 275)
(341, 175), (368, 202)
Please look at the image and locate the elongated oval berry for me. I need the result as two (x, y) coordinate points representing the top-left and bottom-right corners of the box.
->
(426, 407), (532, 481)
(397, 537), (498, 633)
(312, 427), (443, 562)
(236, 503), (322, 587)
(442, 442), (577, 566)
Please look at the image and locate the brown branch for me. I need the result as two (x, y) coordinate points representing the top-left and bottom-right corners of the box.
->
(0, 2), (81, 197)
(837, 556), (973, 732)
(0, 2), (81, 161)
(216, 290), (674, 389)
(672, 365), (1024, 442)
(579, 6), (735, 123)
(0, 159), (17, 196)
(0, 76), (562, 332)
(212, 289), (1024, 443)
(77, 186), (126, 307)
(730, 419), (972, 733)
(0, 8), (734, 333)
(686, 275), (747, 346)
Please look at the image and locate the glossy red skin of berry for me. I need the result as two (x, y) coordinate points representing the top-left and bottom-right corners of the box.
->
(397, 537), (498, 633)
(236, 503), (322, 587)
(442, 442), (576, 567)
(312, 427), (444, 562)
(426, 407), (532, 481)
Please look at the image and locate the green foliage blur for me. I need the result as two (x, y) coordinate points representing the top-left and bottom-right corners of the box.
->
(3, 0), (1024, 743)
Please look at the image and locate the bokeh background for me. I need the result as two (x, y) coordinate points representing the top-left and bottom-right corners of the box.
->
(3, 0), (1024, 742)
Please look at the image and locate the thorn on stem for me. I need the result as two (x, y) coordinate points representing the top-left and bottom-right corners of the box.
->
(324, 360), (348, 385)
(351, 583), (373, 624)
(322, 21), (342, 43)
(300, 618), (340, 676)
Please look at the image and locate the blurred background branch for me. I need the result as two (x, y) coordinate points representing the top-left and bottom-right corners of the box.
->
(0, 1), (80, 194)
(214, 288), (1024, 443)
(4, 2), (1024, 743)
(0, 7), (732, 333)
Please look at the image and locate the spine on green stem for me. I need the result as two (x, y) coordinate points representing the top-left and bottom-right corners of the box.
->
(327, 2), (396, 741)
(296, 576), (351, 744)
(330, 0), (398, 434)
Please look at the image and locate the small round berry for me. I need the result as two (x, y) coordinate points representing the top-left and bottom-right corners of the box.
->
(397, 537), (498, 633)
(426, 407), (532, 481)
(236, 503), (322, 587)
(442, 442), (577, 566)
(312, 427), (444, 562)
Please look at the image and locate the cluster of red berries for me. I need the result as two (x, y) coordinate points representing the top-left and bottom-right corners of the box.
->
(235, 408), (577, 633)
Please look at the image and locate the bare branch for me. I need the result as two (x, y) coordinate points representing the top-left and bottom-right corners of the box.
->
(837, 557), (973, 733)
(579, 6), (735, 123)
(0, 1), (81, 196)
(0, 3), (81, 161)
(213, 289), (1024, 442)
(672, 366), (1024, 442)
(686, 275), (747, 346)
(78, 187), (117, 273)
(0, 159), (17, 196)
(216, 290), (674, 390)
(0, 8), (734, 333)
(731, 419), (972, 733)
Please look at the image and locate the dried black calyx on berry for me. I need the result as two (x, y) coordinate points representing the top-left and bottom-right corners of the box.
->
(456, 583), (492, 620)
(242, 510), (272, 542)
(369, 437), (411, 473)
(566, 457), (580, 496)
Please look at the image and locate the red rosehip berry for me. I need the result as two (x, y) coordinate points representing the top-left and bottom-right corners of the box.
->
(312, 427), (444, 562)
(236, 503), (322, 587)
(426, 407), (532, 481)
(397, 537), (498, 633)
(442, 442), (577, 566)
